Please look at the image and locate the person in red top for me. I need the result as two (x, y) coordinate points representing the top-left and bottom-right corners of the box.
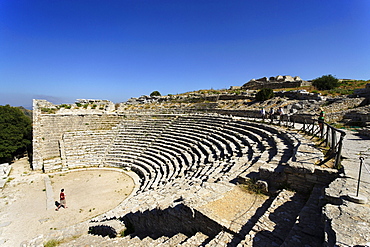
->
(55, 189), (67, 211)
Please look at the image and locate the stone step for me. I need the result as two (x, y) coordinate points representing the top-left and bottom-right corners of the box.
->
(205, 230), (234, 247)
(281, 185), (324, 247)
(238, 189), (307, 246)
(157, 233), (190, 246)
(179, 232), (209, 246)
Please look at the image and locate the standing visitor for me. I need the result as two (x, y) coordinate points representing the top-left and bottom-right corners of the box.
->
(56, 189), (67, 211)
(260, 107), (266, 122)
(318, 108), (325, 135)
(278, 107), (284, 125)
(269, 108), (275, 123)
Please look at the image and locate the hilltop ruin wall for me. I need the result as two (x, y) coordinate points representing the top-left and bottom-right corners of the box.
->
(242, 75), (311, 90)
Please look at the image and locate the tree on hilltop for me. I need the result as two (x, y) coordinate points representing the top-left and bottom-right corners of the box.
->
(313, 74), (340, 90)
(150, 91), (161, 97)
(0, 105), (32, 163)
(255, 88), (274, 101)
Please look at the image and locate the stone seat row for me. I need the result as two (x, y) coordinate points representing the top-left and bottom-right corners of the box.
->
(102, 116), (246, 190)
(127, 118), (294, 190)
(61, 115), (296, 191)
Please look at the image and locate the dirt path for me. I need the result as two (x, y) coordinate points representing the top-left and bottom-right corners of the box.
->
(0, 158), (136, 247)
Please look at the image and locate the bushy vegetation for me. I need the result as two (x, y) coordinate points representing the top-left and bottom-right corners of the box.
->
(150, 91), (161, 97)
(255, 88), (274, 101)
(240, 178), (268, 195)
(0, 105), (32, 163)
(58, 104), (71, 109)
(312, 74), (340, 90)
(41, 107), (56, 114)
(43, 239), (61, 247)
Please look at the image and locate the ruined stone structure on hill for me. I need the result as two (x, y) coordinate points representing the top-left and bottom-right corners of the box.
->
(29, 98), (368, 246)
(242, 75), (311, 90)
(354, 83), (370, 97)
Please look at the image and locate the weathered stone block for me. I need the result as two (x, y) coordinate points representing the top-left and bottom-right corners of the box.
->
(305, 173), (318, 183)
(284, 162), (302, 173)
(299, 162), (315, 174)
(314, 166), (338, 175)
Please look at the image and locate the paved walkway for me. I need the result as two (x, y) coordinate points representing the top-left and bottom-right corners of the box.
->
(341, 129), (370, 185)
(44, 175), (55, 210)
(324, 129), (370, 246)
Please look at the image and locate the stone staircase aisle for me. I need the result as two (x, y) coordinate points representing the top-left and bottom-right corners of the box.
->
(59, 229), (213, 247)
(237, 189), (307, 247)
(281, 184), (325, 247)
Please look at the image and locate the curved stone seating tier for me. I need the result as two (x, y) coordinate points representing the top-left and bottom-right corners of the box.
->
(229, 121), (293, 164)
(47, 114), (298, 191)
(134, 155), (167, 190)
(157, 144), (197, 182)
(160, 131), (213, 164)
(244, 122), (295, 162)
(174, 120), (245, 155)
(53, 114), (301, 193)
(171, 117), (238, 153)
(171, 126), (233, 160)
(157, 135), (206, 166)
(29, 112), (332, 246)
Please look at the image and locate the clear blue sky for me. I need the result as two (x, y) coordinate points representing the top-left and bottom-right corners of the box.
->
(1, 0), (369, 108)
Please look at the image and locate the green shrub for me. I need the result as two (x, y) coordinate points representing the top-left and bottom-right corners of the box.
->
(150, 91), (161, 97)
(41, 108), (56, 114)
(240, 178), (267, 195)
(255, 88), (274, 101)
(59, 104), (71, 109)
(313, 74), (340, 90)
(0, 105), (32, 163)
(43, 239), (61, 247)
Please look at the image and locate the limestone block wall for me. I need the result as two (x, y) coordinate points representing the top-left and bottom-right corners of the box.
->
(33, 100), (123, 171)
(33, 114), (123, 171)
(62, 130), (117, 169)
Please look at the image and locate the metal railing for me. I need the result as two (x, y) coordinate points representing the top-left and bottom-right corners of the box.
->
(300, 118), (346, 168)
